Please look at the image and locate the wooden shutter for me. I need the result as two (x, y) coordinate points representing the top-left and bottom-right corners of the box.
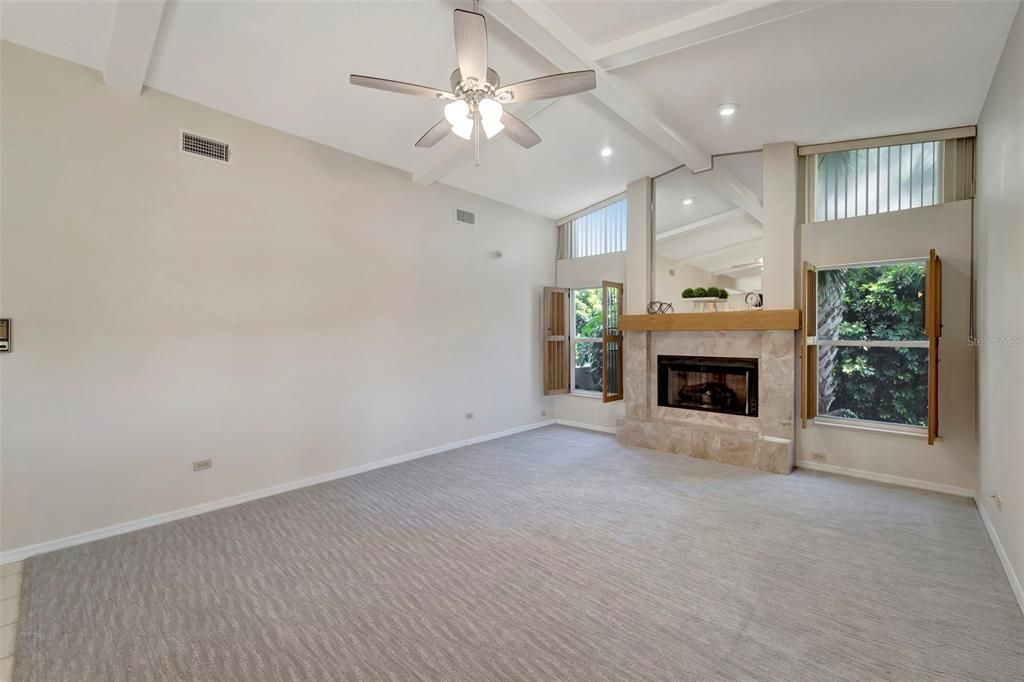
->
(543, 287), (570, 395)
(801, 261), (818, 427)
(602, 281), (624, 403)
(925, 249), (943, 444)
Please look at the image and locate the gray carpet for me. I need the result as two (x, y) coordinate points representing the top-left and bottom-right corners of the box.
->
(14, 426), (1024, 681)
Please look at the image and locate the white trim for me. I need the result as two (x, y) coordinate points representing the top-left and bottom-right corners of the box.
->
(796, 459), (974, 498)
(0, 420), (556, 565)
(555, 418), (618, 434)
(975, 499), (1024, 615)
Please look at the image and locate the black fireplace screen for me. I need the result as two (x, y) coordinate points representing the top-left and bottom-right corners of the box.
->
(657, 355), (758, 417)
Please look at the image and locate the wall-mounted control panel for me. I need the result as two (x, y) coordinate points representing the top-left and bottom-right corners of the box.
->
(0, 318), (10, 352)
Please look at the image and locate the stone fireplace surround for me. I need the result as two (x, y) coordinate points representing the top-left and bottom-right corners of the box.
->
(617, 329), (796, 474)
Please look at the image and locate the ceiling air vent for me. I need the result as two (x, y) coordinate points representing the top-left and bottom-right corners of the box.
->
(455, 208), (476, 226)
(181, 130), (230, 163)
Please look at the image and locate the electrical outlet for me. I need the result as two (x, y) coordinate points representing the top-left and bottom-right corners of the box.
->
(540, 410), (547, 417)
(811, 452), (827, 462)
(193, 459), (212, 472)
(991, 492), (1003, 511)
(465, 412), (474, 420)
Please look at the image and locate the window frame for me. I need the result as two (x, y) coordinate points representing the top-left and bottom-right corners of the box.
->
(570, 286), (605, 397)
(810, 257), (930, 435)
(799, 128), (975, 225)
(557, 194), (628, 260)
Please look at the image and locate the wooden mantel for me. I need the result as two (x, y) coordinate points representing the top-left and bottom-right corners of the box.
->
(619, 309), (802, 332)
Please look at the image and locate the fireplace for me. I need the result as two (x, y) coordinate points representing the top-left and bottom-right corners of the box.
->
(657, 355), (758, 416)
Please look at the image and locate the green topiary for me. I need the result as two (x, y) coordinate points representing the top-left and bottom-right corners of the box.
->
(706, 286), (720, 297)
(718, 289), (729, 299)
(682, 288), (695, 298)
(692, 287), (708, 298)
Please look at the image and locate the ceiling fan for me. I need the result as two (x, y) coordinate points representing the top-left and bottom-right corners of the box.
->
(349, 1), (596, 165)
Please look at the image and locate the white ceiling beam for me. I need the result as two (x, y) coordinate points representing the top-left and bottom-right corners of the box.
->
(656, 208), (748, 241)
(591, 1), (838, 72)
(713, 261), (764, 277)
(680, 236), (762, 264)
(412, 99), (555, 185)
(104, 0), (166, 95)
(481, 0), (763, 222)
(484, 1), (706, 165)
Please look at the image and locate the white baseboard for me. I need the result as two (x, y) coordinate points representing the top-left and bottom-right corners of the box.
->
(975, 498), (1024, 616)
(796, 459), (975, 498)
(0, 419), (556, 566)
(555, 419), (617, 434)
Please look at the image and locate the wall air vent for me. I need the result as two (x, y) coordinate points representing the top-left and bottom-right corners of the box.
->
(181, 131), (230, 163)
(455, 208), (476, 226)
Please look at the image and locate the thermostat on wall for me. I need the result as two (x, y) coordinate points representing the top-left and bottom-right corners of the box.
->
(0, 318), (10, 352)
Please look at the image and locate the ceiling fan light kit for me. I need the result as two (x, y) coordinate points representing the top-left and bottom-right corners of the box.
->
(349, 2), (596, 166)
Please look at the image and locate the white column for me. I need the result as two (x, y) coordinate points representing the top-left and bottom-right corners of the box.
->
(761, 143), (799, 309)
(625, 177), (652, 315)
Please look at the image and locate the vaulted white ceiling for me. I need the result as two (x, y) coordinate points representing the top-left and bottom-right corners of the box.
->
(2, 0), (1019, 223)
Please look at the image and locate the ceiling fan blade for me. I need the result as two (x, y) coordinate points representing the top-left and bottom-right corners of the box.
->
(500, 112), (541, 149)
(349, 75), (451, 99)
(496, 70), (596, 103)
(453, 9), (488, 85)
(415, 120), (450, 148)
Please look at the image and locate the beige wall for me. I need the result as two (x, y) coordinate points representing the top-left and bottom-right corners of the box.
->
(975, 3), (1024, 604)
(0, 44), (556, 554)
(799, 200), (977, 494)
(762, 142), (798, 309)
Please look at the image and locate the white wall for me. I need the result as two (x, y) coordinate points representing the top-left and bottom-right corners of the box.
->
(653, 257), (740, 309)
(975, 3), (1024, 606)
(799, 200), (977, 494)
(762, 142), (798, 309)
(553, 252), (625, 429)
(0, 44), (556, 554)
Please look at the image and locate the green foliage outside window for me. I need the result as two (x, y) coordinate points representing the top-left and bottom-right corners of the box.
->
(573, 288), (603, 392)
(818, 262), (928, 427)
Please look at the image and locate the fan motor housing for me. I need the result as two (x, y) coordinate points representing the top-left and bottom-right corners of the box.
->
(450, 68), (500, 93)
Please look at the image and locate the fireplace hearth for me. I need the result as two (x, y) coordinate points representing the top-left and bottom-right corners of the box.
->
(657, 355), (758, 417)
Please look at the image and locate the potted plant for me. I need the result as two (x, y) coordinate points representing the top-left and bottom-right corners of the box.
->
(718, 289), (729, 299)
(706, 286), (720, 298)
(682, 288), (695, 298)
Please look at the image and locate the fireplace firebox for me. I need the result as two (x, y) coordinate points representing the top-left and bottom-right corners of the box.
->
(657, 355), (758, 417)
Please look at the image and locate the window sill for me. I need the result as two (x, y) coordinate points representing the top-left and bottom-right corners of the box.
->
(812, 416), (930, 439)
(570, 390), (604, 400)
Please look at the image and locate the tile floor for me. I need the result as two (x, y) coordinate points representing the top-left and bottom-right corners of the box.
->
(0, 562), (23, 682)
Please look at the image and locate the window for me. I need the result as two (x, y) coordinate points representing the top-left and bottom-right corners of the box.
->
(544, 283), (623, 402)
(813, 259), (929, 430)
(572, 288), (604, 393)
(807, 136), (974, 223)
(557, 196), (627, 259)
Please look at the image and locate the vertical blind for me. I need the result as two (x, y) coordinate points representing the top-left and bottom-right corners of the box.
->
(557, 197), (627, 259)
(810, 137), (974, 222)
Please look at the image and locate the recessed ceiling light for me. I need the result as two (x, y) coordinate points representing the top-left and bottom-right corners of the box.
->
(718, 103), (739, 117)
(600, 146), (615, 158)
(682, 197), (695, 205)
